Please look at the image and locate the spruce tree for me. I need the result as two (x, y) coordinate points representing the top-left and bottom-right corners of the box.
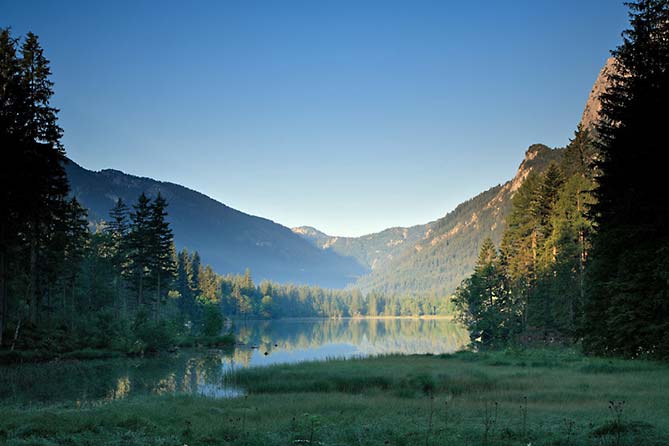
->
(106, 198), (129, 314)
(148, 193), (175, 320)
(0, 30), (69, 329)
(176, 248), (194, 318)
(453, 238), (518, 348)
(584, 0), (669, 358)
(190, 251), (201, 299)
(127, 193), (152, 309)
(61, 198), (89, 312)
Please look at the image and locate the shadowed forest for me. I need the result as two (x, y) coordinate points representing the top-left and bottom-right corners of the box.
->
(1, 1), (668, 445)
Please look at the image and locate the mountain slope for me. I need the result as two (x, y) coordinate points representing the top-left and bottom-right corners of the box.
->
(65, 160), (368, 288)
(295, 144), (564, 295)
(580, 57), (616, 132)
(292, 223), (431, 271)
(354, 144), (564, 295)
(296, 57), (611, 296)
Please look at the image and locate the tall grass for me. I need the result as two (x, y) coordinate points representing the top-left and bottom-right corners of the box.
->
(1, 349), (668, 445)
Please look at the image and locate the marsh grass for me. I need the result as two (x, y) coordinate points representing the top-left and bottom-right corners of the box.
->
(1, 349), (668, 445)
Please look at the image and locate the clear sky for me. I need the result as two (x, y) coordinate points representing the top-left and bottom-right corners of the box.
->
(2, 1), (628, 236)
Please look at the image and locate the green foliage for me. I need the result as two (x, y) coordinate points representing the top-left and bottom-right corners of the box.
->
(0, 29), (71, 342)
(455, 131), (596, 348)
(201, 303), (223, 337)
(453, 238), (520, 349)
(583, 0), (669, 359)
(357, 145), (566, 297)
(130, 311), (179, 354)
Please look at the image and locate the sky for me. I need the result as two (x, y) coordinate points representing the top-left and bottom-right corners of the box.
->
(2, 1), (628, 236)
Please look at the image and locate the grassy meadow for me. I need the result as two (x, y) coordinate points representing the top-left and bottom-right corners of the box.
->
(1, 349), (668, 445)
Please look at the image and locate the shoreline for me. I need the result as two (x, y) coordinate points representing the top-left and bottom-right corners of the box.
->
(229, 315), (455, 322)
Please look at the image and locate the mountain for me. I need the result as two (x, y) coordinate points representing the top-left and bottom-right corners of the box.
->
(355, 144), (564, 295)
(296, 144), (564, 295)
(68, 58), (609, 294)
(580, 57), (616, 132)
(292, 224), (430, 271)
(295, 58), (612, 296)
(65, 160), (368, 288)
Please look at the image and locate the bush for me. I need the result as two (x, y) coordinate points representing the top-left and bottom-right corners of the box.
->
(131, 311), (178, 354)
(201, 303), (224, 337)
(74, 310), (130, 350)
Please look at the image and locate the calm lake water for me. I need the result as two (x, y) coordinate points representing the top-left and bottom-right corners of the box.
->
(0, 318), (468, 405)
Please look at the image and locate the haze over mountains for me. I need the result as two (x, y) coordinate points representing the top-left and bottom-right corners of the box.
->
(67, 58), (609, 294)
(65, 161), (368, 288)
(292, 58), (610, 295)
(294, 144), (564, 295)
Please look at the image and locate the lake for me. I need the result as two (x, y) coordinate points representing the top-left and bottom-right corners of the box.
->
(0, 318), (468, 405)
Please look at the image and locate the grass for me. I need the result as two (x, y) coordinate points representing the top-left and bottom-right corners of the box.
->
(1, 349), (668, 445)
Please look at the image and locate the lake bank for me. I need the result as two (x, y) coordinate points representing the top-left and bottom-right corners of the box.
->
(2, 349), (668, 445)
(0, 333), (235, 365)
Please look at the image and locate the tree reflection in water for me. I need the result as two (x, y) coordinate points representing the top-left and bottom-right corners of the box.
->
(0, 318), (466, 405)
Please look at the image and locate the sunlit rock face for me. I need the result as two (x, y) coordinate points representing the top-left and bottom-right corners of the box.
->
(580, 57), (617, 132)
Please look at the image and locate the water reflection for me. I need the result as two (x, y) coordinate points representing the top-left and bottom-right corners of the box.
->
(0, 318), (466, 405)
(230, 318), (468, 367)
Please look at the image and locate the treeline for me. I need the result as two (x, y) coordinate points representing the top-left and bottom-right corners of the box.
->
(173, 253), (454, 319)
(454, 127), (595, 347)
(1, 29), (88, 348)
(454, 0), (669, 359)
(0, 30), (228, 358)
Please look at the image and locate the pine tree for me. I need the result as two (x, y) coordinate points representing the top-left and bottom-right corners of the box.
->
(453, 238), (518, 348)
(148, 193), (175, 320)
(0, 29), (22, 344)
(190, 251), (201, 299)
(127, 193), (152, 309)
(500, 173), (541, 331)
(584, 0), (669, 358)
(106, 198), (129, 314)
(0, 30), (70, 330)
(176, 248), (195, 318)
(63, 198), (89, 305)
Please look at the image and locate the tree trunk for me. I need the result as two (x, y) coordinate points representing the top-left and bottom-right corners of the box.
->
(138, 269), (143, 309)
(114, 277), (120, 318)
(0, 246), (5, 347)
(155, 272), (161, 321)
(10, 318), (21, 351)
(28, 235), (38, 325)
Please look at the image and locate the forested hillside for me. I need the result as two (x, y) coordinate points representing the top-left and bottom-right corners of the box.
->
(454, 127), (596, 347)
(295, 52), (613, 297)
(354, 144), (564, 295)
(66, 160), (367, 288)
(454, 0), (669, 358)
(292, 224), (430, 270)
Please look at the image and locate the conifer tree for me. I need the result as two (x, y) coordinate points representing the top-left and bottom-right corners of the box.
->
(106, 198), (129, 314)
(127, 193), (152, 308)
(60, 198), (89, 311)
(190, 251), (201, 299)
(0, 30), (69, 329)
(453, 238), (518, 348)
(176, 248), (194, 318)
(148, 193), (175, 319)
(584, 0), (669, 358)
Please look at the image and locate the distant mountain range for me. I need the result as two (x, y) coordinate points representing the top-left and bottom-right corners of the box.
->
(291, 224), (430, 271)
(65, 161), (368, 288)
(293, 144), (563, 295)
(66, 58), (610, 294)
(291, 57), (611, 295)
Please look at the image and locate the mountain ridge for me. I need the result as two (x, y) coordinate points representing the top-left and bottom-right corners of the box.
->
(294, 56), (612, 295)
(66, 159), (368, 288)
(295, 143), (564, 295)
(68, 57), (611, 294)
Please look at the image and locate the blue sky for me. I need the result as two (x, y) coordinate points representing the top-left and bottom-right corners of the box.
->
(2, 1), (628, 236)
